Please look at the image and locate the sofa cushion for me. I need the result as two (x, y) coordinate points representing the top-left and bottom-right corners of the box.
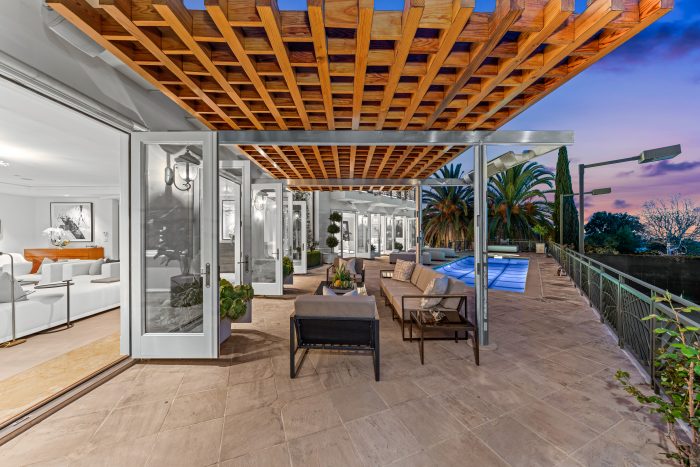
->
(393, 259), (414, 282)
(416, 267), (440, 291)
(441, 278), (470, 311)
(322, 286), (358, 297)
(89, 259), (105, 275)
(294, 295), (377, 319)
(410, 264), (422, 285)
(421, 275), (449, 308)
(0, 272), (28, 303)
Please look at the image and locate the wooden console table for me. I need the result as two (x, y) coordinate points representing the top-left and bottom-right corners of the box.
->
(24, 247), (104, 273)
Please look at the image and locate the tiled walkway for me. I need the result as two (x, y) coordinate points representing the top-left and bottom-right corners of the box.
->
(0, 255), (673, 466)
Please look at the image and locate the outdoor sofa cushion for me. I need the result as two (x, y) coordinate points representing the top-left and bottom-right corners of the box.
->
(293, 295), (378, 320)
(421, 275), (449, 308)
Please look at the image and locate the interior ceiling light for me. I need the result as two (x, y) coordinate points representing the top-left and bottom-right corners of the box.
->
(0, 161), (9, 167)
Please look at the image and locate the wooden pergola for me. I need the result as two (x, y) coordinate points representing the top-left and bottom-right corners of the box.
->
(49, 0), (670, 186)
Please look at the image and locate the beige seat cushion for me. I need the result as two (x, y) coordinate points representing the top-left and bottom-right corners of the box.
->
(410, 264), (423, 285)
(393, 259), (415, 282)
(416, 267), (440, 291)
(294, 295), (377, 319)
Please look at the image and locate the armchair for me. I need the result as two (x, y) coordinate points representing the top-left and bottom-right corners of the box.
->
(326, 257), (366, 283)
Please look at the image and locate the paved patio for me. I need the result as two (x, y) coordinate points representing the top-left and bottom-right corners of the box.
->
(0, 255), (673, 466)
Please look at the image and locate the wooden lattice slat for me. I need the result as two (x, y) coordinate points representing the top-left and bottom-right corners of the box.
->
(47, 0), (671, 189)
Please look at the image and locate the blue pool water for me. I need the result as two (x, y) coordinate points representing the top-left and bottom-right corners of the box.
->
(434, 256), (529, 293)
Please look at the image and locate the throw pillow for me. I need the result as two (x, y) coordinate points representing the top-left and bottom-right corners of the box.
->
(393, 259), (415, 282)
(0, 272), (28, 303)
(344, 258), (356, 275)
(421, 275), (449, 309)
(89, 259), (105, 275)
(38, 258), (55, 273)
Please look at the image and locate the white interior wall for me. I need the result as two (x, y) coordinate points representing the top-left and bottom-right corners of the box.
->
(0, 194), (120, 259)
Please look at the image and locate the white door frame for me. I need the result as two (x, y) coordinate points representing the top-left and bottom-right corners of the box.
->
(130, 131), (219, 358)
(292, 200), (307, 274)
(251, 182), (283, 296)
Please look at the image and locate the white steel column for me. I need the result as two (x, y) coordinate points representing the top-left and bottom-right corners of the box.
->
(473, 144), (489, 346)
(415, 184), (422, 264)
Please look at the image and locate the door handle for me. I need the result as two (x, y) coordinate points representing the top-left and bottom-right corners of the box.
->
(275, 249), (280, 260)
(237, 255), (249, 273)
(204, 263), (211, 288)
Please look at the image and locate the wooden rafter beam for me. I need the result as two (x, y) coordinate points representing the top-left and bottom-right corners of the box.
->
(352, 0), (373, 131)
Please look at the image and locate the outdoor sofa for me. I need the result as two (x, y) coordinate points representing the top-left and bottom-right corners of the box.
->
(290, 294), (380, 380)
(380, 262), (477, 345)
(389, 251), (431, 265)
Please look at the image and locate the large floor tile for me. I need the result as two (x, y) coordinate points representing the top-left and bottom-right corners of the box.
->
(473, 415), (568, 467)
(391, 397), (465, 448)
(147, 418), (223, 467)
(345, 410), (420, 465)
(371, 378), (427, 407)
(219, 407), (285, 461)
(225, 377), (277, 415)
(391, 433), (509, 467)
(221, 443), (291, 467)
(281, 392), (341, 440)
(67, 434), (156, 467)
(288, 426), (363, 467)
(89, 400), (170, 447)
(227, 358), (273, 387)
(328, 382), (387, 422)
(161, 387), (226, 431)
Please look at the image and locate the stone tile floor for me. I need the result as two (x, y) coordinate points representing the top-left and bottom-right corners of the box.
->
(0, 255), (674, 466)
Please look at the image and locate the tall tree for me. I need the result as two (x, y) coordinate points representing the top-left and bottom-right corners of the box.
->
(553, 146), (579, 248)
(584, 211), (645, 254)
(487, 161), (553, 240)
(422, 163), (473, 247)
(642, 195), (700, 254)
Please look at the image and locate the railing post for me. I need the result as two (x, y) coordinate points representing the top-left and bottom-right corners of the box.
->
(599, 271), (604, 323)
(649, 291), (658, 392)
(617, 277), (624, 348)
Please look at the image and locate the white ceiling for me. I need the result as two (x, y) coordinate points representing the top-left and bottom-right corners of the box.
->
(0, 78), (121, 197)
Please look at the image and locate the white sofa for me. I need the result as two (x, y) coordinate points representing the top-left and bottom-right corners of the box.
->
(0, 253), (33, 277)
(0, 260), (120, 343)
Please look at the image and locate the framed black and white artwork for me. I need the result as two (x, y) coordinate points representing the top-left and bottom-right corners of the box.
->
(221, 200), (236, 241)
(50, 202), (93, 242)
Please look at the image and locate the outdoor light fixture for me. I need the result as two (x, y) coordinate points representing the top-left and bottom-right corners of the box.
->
(171, 148), (200, 191)
(253, 191), (268, 211)
(578, 144), (681, 252)
(560, 188), (612, 246)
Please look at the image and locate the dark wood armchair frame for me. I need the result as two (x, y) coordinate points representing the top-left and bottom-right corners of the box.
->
(326, 258), (366, 283)
(290, 314), (380, 380)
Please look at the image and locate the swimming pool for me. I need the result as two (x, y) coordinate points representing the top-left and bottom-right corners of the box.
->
(434, 256), (530, 293)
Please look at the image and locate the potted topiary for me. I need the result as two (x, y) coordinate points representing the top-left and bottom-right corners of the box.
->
(325, 211), (342, 264)
(370, 244), (379, 258)
(219, 280), (254, 343)
(394, 241), (404, 252)
(283, 256), (294, 284)
(533, 224), (548, 254)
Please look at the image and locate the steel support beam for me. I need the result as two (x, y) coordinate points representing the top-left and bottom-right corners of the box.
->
(285, 178), (467, 188)
(415, 184), (422, 264)
(473, 143), (489, 346)
(218, 130), (574, 146)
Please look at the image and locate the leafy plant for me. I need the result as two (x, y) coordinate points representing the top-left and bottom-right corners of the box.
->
(394, 241), (404, 251)
(283, 256), (294, 277)
(307, 250), (322, 267)
(219, 279), (253, 320)
(553, 146), (579, 248)
(422, 163), (473, 248)
(370, 244), (377, 252)
(585, 211), (645, 254)
(326, 212), (341, 251)
(616, 292), (700, 466)
(332, 264), (353, 288)
(532, 224), (549, 241)
(172, 279), (203, 307)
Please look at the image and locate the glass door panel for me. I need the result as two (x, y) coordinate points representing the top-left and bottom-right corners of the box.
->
(395, 216), (405, 251)
(292, 201), (307, 273)
(370, 214), (381, 256)
(357, 214), (369, 257)
(341, 212), (356, 257)
(131, 132), (218, 359)
(384, 216), (394, 253)
(252, 183), (283, 295)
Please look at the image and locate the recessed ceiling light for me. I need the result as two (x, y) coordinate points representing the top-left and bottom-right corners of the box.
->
(0, 161), (9, 167)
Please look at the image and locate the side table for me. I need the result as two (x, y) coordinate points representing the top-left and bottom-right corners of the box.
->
(35, 280), (74, 330)
(409, 309), (479, 365)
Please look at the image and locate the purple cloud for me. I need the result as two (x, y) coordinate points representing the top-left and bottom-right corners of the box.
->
(641, 160), (700, 177)
(613, 199), (631, 209)
(616, 170), (634, 178)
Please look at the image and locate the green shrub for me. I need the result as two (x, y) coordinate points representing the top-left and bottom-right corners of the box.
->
(307, 250), (322, 267)
(326, 236), (339, 249)
(219, 279), (253, 320)
(282, 256), (294, 277)
(394, 241), (404, 251)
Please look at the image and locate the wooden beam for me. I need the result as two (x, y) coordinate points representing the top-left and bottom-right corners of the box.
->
(352, 0), (373, 131)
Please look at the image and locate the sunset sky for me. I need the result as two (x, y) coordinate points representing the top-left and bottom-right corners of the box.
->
(455, 0), (700, 220)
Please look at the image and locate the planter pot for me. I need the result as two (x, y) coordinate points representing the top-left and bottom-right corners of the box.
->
(323, 252), (337, 264)
(535, 243), (546, 254)
(283, 273), (294, 285)
(219, 318), (232, 344)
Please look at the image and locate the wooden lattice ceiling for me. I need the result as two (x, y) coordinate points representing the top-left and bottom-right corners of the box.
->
(49, 0), (670, 186)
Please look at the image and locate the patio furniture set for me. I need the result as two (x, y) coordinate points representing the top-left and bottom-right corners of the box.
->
(290, 256), (479, 381)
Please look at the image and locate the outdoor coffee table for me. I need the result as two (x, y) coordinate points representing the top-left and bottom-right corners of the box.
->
(314, 281), (366, 296)
(409, 309), (479, 365)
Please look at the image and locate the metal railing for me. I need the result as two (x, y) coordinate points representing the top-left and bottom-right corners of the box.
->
(548, 242), (700, 389)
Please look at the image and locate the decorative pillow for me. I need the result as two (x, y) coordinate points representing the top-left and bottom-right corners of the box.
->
(89, 259), (105, 275)
(322, 286), (358, 297)
(421, 275), (449, 309)
(38, 258), (55, 273)
(344, 258), (356, 275)
(0, 272), (28, 303)
(393, 259), (415, 282)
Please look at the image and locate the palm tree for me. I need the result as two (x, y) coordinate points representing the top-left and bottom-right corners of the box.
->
(422, 163), (473, 247)
(487, 162), (553, 240)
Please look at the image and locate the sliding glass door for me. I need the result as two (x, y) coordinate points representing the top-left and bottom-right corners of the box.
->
(251, 183), (283, 295)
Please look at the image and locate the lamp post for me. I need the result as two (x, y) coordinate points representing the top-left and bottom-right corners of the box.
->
(578, 144), (681, 253)
(560, 188), (611, 246)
